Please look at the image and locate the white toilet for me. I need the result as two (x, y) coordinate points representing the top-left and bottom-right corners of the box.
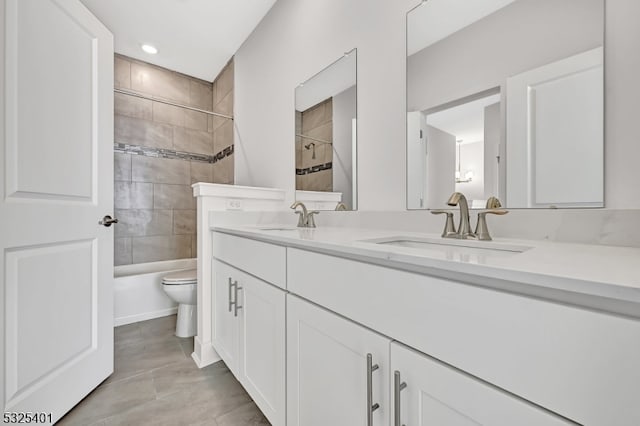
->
(161, 269), (197, 338)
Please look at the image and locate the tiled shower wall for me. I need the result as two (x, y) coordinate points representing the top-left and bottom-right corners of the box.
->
(295, 97), (333, 191)
(114, 55), (234, 266)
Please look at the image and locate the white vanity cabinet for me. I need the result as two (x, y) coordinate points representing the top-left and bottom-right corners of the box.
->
(286, 295), (390, 426)
(211, 233), (287, 426)
(390, 342), (572, 426)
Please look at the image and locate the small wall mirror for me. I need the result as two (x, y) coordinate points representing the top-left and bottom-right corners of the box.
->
(295, 49), (357, 210)
(406, 0), (604, 209)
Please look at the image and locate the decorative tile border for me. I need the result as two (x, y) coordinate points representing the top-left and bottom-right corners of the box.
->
(296, 162), (333, 175)
(114, 142), (234, 164)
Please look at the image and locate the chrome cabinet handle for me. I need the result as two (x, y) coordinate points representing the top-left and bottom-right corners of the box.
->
(99, 215), (118, 227)
(228, 278), (236, 312)
(394, 371), (407, 426)
(366, 353), (380, 426)
(233, 284), (243, 317)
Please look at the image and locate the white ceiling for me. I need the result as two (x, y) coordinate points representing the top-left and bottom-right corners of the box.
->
(81, 0), (277, 82)
(407, 0), (517, 56)
(426, 94), (500, 143)
(295, 52), (357, 112)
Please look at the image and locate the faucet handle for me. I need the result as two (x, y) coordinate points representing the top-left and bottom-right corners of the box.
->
(294, 211), (305, 227)
(474, 209), (508, 241)
(431, 210), (456, 237)
(306, 211), (319, 228)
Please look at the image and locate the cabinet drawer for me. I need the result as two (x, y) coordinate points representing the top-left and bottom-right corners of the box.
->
(287, 248), (640, 425)
(213, 231), (286, 289)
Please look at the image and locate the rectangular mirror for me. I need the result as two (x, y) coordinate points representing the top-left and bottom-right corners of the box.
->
(406, 0), (604, 209)
(295, 49), (357, 210)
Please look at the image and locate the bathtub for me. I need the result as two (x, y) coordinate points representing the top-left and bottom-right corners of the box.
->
(114, 258), (196, 326)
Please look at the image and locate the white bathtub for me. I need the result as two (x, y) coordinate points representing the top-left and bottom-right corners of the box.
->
(114, 258), (197, 326)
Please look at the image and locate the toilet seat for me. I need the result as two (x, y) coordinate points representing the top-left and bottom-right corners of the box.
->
(162, 269), (197, 285)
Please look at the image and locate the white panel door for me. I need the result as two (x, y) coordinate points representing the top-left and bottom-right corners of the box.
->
(238, 271), (285, 426)
(506, 47), (603, 208)
(287, 295), (390, 426)
(212, 260), (240, 376)
(391, 342), (574, 426)
(0, 0), (113, 422)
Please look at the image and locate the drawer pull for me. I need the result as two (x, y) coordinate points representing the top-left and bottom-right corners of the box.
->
(367, 353), (380, 425)
(394, 370), (407, 426)
(228, 278), (237, 312)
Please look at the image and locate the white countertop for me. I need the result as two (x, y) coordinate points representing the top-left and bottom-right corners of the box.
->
(212, 225), (640, 315)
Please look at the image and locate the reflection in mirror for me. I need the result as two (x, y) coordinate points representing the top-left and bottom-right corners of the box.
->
(406, 0), (604, 209)
(295, 49), (357, 210)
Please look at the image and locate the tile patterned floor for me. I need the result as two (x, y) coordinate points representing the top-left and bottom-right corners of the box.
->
(58, 315), (270, 425)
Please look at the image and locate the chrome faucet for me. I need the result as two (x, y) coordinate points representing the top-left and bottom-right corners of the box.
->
(446, 192), (474, 239)
(290, 202), (319, 228)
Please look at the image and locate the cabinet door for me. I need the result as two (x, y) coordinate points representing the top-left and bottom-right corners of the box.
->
(287, 295), (390, 426)
(212, 259), (240, 376)
(238, 271), (286, 426)
(391, 342), (574, 426)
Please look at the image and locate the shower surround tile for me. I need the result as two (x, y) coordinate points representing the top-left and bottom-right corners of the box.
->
(114, 55), (234, 266)
(114, 92), (152, 120)
(190, 79), (214, 110)
(173, 210), (196, 235)
(114, 238), (132, 266)
(185, 109), (209, 131)
(132, 235), (192, 263)
(115, 115), (173, 150)
(173, 127), (214, 156)
(114, 182), (153, 209)
(190, 161), (214, 184)
(114, 209), (173, 238)
(114, 153), (131, 181)
(152, 102), (186, 127)
(131, 156), (191, 185)
(130, 62), (190, 105)
(114, 56), (131, 89)
(154, 184), (197, 210)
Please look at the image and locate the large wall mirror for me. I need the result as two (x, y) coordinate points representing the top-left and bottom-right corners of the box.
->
(295, 49), (357, 210)
(406, 0), (604, 209)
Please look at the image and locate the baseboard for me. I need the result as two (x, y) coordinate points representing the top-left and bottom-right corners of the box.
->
(114, 307), (178, 327)
(192, 336), (221, 368)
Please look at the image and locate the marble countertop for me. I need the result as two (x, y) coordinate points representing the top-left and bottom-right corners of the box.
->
(212, 224), (640, 315)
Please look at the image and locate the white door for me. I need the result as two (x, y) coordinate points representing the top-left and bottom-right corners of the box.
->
(212, 259), (240, 376)
(506, 47), (604, 208)
(287, 295), (390, 426)
(238, 271), (285, 426)
(390, 342), (573, 426)
(0, 0), (113, 422)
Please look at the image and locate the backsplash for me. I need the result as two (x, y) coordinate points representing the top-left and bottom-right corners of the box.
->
(114, 54), (235, 265)
(207, 208), (640, 249)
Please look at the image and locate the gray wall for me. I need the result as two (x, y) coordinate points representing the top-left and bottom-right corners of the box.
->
(114, 55), (234, 266)
(407, 0), (603, 112)
(233, 0), (640, 209)
(332, 85), (356, 209)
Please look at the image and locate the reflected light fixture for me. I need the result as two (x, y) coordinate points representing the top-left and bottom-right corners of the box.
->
(141, 44), (158, 54)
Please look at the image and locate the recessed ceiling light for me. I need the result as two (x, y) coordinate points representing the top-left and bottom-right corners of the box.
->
(141, 44), (158, 54)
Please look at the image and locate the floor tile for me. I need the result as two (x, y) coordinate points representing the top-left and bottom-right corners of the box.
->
(59, 315), (269, 425)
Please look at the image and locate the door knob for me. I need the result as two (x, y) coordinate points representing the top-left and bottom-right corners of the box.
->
(99, 215), (119, 227)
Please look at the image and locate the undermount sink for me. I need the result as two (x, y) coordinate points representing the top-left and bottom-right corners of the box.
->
(360, 236), (531, 260)
(257, 227), (299, 231)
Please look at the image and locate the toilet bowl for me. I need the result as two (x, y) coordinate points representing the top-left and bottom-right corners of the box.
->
(161, 269), (197, 338)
